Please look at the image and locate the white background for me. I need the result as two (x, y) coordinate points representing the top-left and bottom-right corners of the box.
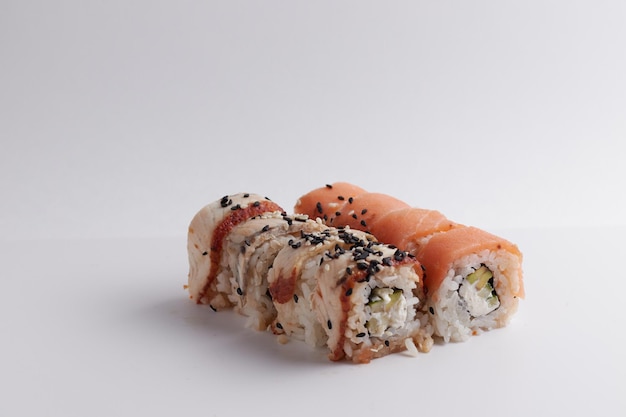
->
(1, 1), (625, 416)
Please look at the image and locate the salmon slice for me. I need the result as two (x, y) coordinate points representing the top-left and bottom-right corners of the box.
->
(417, 226), (524, 298)
(372, 207), (460, 253)
(294, 182), (366, 222)
(329, 192), (410, 231)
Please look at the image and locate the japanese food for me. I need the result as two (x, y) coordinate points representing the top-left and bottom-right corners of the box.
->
(268, 227), (433, 362)
(187, 193), (284, 310)
(187, 192), (432, 362)
(294, 182), (524, 342)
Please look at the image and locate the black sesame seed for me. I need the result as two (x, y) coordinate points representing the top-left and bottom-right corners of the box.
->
(209, 304), (217, 312)
(384, 340), (390, 347)
(244, 239), (251, 246)
(243, 193), (250, 198)
(429, 307), (435, 314)
(356, 332), (366, 337)
(356, 262), (369, 270)
(291, 242), (302, 249)
(262, 225), (270, 232)
(352, 213), (358, 219)
(202, 251), (208, 256)
(293, 294), (299, 303)
(236, 288), (243, 296)
(345, 288), (353, 297)
(346, 267), (352, 275)
(335, 211), (341, 217)
(253, 201), (261, 207)
(393, 249), (406, 262)
(348, 197), (354, 204)
(325, 184), (333, 189)
(230, 204), (241, 211)
(276, 322), (283, 330)
(316, 202), (323, 214)
(382, 257), (392, 266)
(361, 209), (368, 215)
(338, 195), (345, 201)
(327, 320), (332, 330)
(360, 220), (367, 227)
(240, 245), (246, 254)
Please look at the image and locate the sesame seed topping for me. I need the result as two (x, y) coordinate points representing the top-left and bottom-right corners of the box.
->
(360, 220), (367, 227)
(316, 202), (323, 214)
(327, 320), (332, 330)
(209, 304), (217, 312)
(348, 197), (354, 204)
(220, 196), (233, 208)
(230, 204), (241, 211)
(243, 193), (250, 198)
(325, 184), (333, 189)
(345, 288), (353, 297)
(276, 322), (283, 330)
(293, 294), (299, 303)
(384, 340), (390, 347)
(429, 307), (435, 314)
(356, 332), (366, 337)
(236, 287), (243, 296)
(253, 201), (261, 207)
(361, 209), (368, 215)
(337, 195), (345, 201)
(202, 251), (208, 256)
(261, 225), (270, 232)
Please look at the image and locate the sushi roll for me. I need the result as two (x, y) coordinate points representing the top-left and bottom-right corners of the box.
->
(269, 228), (433, 363)
(187, 193), (284, 309)
(223, 212), (327, 330)
(267, 227), (375, 347)
(294, 182), (524, 343)
(418, 226), (524, 342)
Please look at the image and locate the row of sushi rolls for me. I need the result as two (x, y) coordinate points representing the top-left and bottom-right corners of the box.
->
(186, 182), (524, 364)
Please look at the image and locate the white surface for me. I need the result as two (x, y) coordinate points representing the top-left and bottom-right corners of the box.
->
(1, 1), (626, 416)
(1, 229), (624, 417)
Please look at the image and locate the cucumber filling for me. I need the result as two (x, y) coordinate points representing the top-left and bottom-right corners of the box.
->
(366, 288), (407, 337)
(459, 265), (500, 317)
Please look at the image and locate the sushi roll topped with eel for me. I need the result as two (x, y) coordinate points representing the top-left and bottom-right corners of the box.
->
(187, 193), (284, 309)
(187, 192), (433, 362)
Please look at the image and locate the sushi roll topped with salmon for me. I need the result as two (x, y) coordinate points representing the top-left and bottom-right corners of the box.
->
(294, 182), (524, 342)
